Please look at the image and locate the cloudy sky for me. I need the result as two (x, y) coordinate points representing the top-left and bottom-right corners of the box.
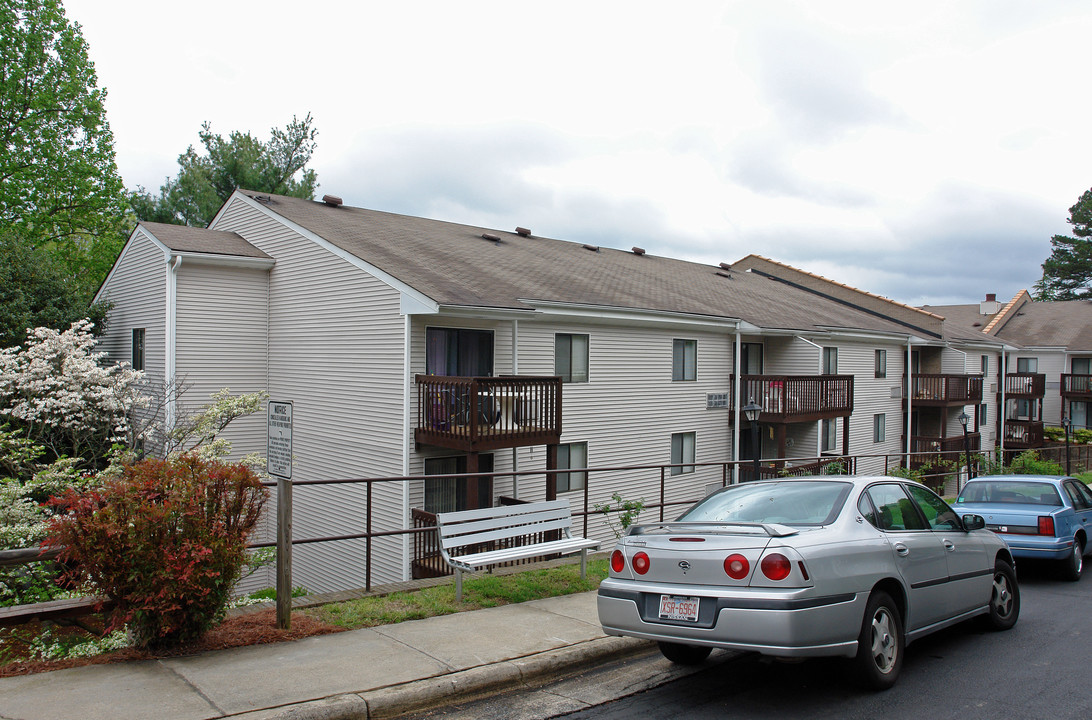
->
(65, 0), (1092, 306)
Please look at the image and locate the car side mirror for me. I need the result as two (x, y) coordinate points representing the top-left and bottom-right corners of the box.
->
(962, 514), (985, 531)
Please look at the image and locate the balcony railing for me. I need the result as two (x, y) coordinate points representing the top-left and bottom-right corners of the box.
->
(1062, 374), (1092, 400)
(1002, 420), (1045, 449)
(1003, 373), (1045, 398)
(907, 433), (980, 469)
(730, 374), (854, 423)
(906, 374), (983, 405)
(415, 375), (562, 452)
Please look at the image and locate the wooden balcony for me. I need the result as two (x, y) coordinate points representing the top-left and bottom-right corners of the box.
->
(730, 375), (854, 423)
(907, 432), (980, 469)
(1002, 420), (1045, 449)
(1002, 373), (1045, 399)
(1061, 374), (1092, 401)
(905, 374), (983, 406)
(415, 375), (562, 452)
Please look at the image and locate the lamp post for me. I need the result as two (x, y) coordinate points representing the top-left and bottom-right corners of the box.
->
(958, 411), (973, 489)
(742, 399), (762, 482)
(1062, 416), (1072, 476)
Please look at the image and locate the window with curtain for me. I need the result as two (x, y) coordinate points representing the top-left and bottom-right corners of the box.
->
(424, 454), (494, 513)
(673, 339), (696, 381)
(873, 414), (886, 443)
(822, 419), (836, 452)
(740, 343), (763, 374)
(425, 328), (493, 376)
(874, 349), (887, 379)
(1016, 357), (1038, 373)
(131, 328), (145, 371)
(671, 432), (695, 475)
(555, 333), (589, 383)
(823, 347), (838, 374)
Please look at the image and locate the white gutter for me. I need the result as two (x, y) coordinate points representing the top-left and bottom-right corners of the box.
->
(795, 335), (824, 458)
(165, 255), (182, 438)
(402, 313), (412, 581)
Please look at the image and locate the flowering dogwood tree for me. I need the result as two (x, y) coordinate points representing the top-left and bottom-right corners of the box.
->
(0, 320), (145, 470)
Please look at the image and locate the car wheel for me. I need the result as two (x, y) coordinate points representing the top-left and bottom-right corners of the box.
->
(1060, 539), (1084, 582)
(854, 591), (903, 691)
(984, 559), (1020, 631)
(658, 641), (712, 665)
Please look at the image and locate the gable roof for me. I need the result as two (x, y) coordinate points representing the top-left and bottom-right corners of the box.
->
(236, 192), (922, 338)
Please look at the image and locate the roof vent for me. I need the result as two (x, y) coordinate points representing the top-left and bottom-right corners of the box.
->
(719, 262), (732, 271)
(632, 247), (646, 256)
(481, 233), (501, 242)
(515, 227), (532, 237)
(583, 244), (600, 252)
(322, 194), (343, 207)
(716, 271), (732, 279)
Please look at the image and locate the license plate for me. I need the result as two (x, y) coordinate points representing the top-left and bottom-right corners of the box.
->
(658, 595), (700, 622)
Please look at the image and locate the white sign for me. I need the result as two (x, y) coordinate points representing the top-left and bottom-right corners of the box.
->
(267, 401), (293, 479)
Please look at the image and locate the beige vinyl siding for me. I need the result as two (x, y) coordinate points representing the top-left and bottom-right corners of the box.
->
(95, 228), (168, 422)
(213, 198), (408, 592)
(835, 341), (905, 475)
(504, 320), (735, 549)
(175, 263), (269, 458)
(1037, 351), (1067, 425)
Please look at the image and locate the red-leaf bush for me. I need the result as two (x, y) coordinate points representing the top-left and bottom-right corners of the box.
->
(44, 454), (268, 648)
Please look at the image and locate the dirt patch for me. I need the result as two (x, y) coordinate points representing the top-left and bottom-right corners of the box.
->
(0, 609), (345, 678)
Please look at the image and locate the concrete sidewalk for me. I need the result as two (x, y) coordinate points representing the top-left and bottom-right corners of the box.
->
(0, 591), (653, 720)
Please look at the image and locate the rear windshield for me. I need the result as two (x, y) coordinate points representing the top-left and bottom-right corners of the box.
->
(677, 481), (852, 526)
(956, 481), (1062, 506)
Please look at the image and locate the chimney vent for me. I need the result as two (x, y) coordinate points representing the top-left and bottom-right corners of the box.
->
(515, 227), (531, 237)
(322, 194), (343, 207)
(979, 293), (1002, 316)
(632, 247), (645, 255)
(986, 293), (996, 302)
(582, 244), (599, 252)
(719, 262), (732, 271)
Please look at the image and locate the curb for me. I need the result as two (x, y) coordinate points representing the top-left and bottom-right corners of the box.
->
(259, 636), (655, 720)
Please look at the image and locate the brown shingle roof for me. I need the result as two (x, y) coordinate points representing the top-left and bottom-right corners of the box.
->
(140, 222), (271, 259)
(244, 193), (923, 337)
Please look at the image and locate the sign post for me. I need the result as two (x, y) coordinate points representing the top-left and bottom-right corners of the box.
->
(267, 401), (293, 630)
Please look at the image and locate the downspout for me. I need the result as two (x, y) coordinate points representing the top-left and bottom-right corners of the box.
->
(795, 335), (824, 458)
(401, 313), (412, 581)
(999, 347), (1007, 462)
(733, 331), (742, 484)
(512, 319), (519, 500)
(165, 255), (181, 440)
(905, 339), (913, 469)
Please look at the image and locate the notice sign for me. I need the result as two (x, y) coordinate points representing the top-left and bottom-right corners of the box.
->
(267, 401), (293, 479)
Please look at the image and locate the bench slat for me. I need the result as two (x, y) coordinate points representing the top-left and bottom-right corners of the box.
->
(440, 517), (572, 551)
(438, 505), (571, 541)
(451, 538), (600, 570)
(435, 499), (571, 525)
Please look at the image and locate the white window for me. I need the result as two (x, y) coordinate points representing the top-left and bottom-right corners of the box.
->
(673, 339), (696, 381)
(1017, 357), (1038, 373)
(981, 355), (989, 375)
(873, 414), (886, 443)
(556, 442), (587, 493)
(822, 419), (837, 452)
(979, 403), (988, 428)
(555, 334), (589, 383)
(671, 432), (695, 475)
(131, 328), (145, 371)
(875, 350), (887, 379)
(823, 347), (838, 375)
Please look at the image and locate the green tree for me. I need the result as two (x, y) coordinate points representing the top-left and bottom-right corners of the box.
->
(0, 0), (130, 287)
(1035, 187), (1092, 301)
(131, 114), (319, 227)
(0, 230), (109, 347)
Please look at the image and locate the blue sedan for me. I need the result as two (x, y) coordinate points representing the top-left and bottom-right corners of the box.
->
(954, 475), (1092, 581)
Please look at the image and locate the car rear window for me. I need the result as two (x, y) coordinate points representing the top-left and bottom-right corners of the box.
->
(677, 481), (851, 526)
(957, 481), (1062, 506)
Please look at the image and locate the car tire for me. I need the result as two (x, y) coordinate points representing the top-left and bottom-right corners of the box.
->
(658, 641), (712, 665)
(854, 591), (903, 691)
(1060, 539), (1084, 582)
(983, 559), (1020, 631)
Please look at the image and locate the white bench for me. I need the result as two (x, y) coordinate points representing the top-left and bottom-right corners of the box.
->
(436, 499), (600, 601)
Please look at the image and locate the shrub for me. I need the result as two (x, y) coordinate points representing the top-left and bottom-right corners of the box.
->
(44, 454), (267, 648)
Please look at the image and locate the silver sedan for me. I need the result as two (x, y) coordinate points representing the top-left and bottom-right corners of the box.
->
(596, 476), (1019, 689)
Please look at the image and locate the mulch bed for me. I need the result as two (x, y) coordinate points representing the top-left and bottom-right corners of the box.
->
(0, 609), (345, 678)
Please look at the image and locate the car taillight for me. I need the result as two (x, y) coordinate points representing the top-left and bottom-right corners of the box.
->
(761, 553), (791, 581)
(723, 554), (750, 580)
(1038, 516), (1055, 536)
(610, 549), (625, 573)
(632, 551), (651, 575)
